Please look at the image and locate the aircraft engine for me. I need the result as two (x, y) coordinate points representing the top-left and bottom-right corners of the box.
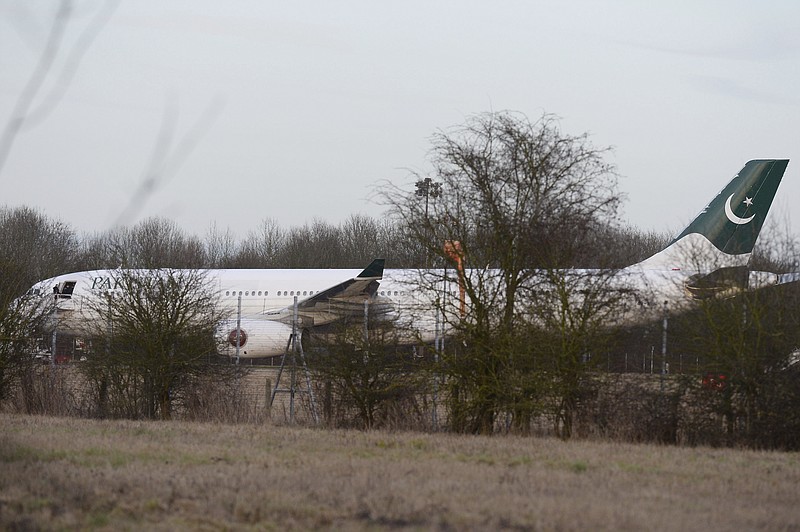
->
(219, 320), (294, 358)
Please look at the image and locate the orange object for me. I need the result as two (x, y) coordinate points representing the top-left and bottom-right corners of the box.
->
(444, 241), (466, 317)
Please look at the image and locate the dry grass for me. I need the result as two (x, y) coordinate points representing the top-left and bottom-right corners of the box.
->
(1, 414), (799, 530)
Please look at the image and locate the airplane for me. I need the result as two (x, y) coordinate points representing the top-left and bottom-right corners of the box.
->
(26, 159), (791, 360)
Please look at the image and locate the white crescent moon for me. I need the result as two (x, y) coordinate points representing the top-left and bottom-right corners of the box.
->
(724, 194), (755, 225)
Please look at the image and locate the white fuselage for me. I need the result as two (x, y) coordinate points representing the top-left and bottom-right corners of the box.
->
(29, 254), (783, 358)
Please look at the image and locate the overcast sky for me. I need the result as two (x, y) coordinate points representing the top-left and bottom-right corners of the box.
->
(1, 1), (799, 242)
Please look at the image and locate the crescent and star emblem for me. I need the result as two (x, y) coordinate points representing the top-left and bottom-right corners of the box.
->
(724, 194), (755, 225)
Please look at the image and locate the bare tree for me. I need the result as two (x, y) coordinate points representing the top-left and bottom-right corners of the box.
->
(274, 219), (344, 267)
(233, 218), (285, 267)
(78, 217), (205, 269)
(80, 268), (228, 420)
(671, 279), (800, 448)
(203, 222), (239, 268)
(306, 317), (428, 430)
(0, 280), (46, 405)
(381, 111), (624, 434)
(0, 207), (79, 408)
(522, 270), (633, 438)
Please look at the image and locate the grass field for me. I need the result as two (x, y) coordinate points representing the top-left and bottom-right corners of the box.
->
(1, 414), (799, 530)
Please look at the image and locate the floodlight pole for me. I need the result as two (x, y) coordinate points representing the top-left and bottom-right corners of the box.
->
(415, 177), (442, 219)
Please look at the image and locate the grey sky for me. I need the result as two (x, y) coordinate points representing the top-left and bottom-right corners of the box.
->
(1, 1), (798, 241)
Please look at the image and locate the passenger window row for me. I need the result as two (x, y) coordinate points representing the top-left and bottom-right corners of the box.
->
(223, 290), (317, 297)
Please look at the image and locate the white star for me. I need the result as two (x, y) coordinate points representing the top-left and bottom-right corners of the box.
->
(743, 197), (753, 207)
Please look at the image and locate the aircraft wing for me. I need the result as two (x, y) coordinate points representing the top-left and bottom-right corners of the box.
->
(261, 259), (385, 326)
(297, 258), (384, 309)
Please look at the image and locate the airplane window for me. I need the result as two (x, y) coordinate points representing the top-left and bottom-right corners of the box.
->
(394, 291), (398, 296)
(225, 291), (229, 296)
(303, 291), (307, 296)
(257, 291), (262, 296)
(277, 291), (281, 296)
(290, 291), (294, 296)
(265, 291), (269, 296)
(238, 291), (242, 296)
(245, 291), (249, 296)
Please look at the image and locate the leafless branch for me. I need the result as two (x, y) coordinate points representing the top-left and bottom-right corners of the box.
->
(114, 95), (226, 228)
(0, 1), (72, 176)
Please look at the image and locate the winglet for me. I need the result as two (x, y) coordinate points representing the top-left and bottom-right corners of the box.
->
(357, 259), (384, 280)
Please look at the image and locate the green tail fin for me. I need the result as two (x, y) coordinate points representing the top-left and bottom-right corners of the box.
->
(671, 159), (789, 255)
